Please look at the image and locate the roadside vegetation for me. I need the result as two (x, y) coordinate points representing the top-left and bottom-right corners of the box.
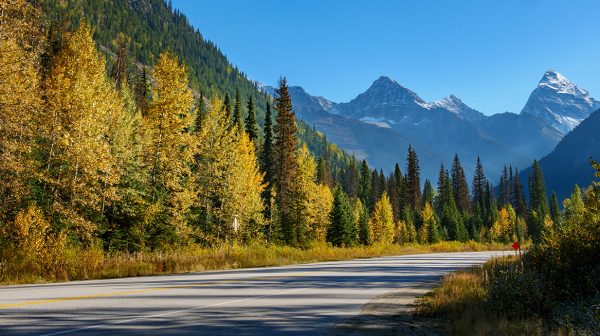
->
(418, 162), (600, 335)
(0, 241), (504, 285)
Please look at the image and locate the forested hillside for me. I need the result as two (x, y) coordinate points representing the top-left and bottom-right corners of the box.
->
(39, 0), (352, 173)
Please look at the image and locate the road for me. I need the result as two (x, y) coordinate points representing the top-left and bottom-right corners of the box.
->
(0, 251), (506, 335)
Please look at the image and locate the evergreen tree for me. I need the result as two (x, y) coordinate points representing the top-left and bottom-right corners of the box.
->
(357, 200), (371, 245)
(472, 156), (487, 211)
(343, 157), (359, 197)
(403, 206), (417, 243)
(421, 202), (441, 243)
(244, 96), (258, 142)
(260, 102), (274, 238)
(232, 89), (243, 130)
(405, 145), (422, 211)
(110, 33), (129, 90)
(394, 163), (405, 211)
(134, 68), (150, 115)
(358, 160), (372, 211)
(327, 188), (355, 247)
(273, 78), (302, 245)
(529, 160), (549, 218)
(370, 169), (380, 208)
(512, 169), (527, 218)
(223, 93), (231, 121)
(451, 154), (471, 213)
(549, 191), (561, 230)
(387, 175), (401, 221)
(423, 179), (435, 208)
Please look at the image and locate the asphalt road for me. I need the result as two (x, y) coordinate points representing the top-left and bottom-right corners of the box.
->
(0, 251), (507, 335)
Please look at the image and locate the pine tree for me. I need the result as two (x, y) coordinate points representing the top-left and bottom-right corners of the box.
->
(135, 68), (150, 115)
(549, 191), (561, 229)
(370, 169), (380, 208)
(472, 156), (486, 211)
(327, 188), (355, 247)
(423, 179), (435, 208)
(394, 163), (406, 212)
(111, 33), (129, 90)
(357, 200), (371, 245)
(343, 157), (359, 197)
(358, 160), (372, 211)
(529, 160), (549, 217)
(512, 169), (527, 218)
(273, 78), (302, 245)
(405, 145), (422, 211)
(223, 93), (232, 121)
(232, 89), (243, 130)
(451, 154), (471, 214)
(244, 96), (259, 142)
(260, 101), (275, 238)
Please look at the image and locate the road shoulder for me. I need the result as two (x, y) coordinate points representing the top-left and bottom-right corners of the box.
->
(331, 280), (442, 336)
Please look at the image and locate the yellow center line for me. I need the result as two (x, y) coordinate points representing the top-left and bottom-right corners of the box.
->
(0, 272), (318, 309)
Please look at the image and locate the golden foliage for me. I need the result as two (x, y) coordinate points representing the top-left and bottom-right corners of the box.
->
(41, 23), (123, 241)
(492, 208), (512, 243)
(370, 192), (394, 243)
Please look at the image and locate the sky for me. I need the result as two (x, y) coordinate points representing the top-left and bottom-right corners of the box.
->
(172, 0), (600, 115)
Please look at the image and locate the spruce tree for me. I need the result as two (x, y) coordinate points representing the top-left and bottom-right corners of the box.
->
(273, 78), (302, 245)
(327, 188), (354, 247)
(223, 93), (232, 121)
(357, 201), (371, 245)
(359, 160), (372, 211)
(512, 169), (527, 218)
(405, 145), (422, 211)
(423, 179), (434, 208)
(394, 163), (405, 212)
(451, 154), (471, 214)
(529, 160), (549, 218)
(244, 96), (259, 142)
(135, 68), (149, 115)
(472, 156), (486, 211)
(232, 89), (243, 130)
(550, 191), (561, 229)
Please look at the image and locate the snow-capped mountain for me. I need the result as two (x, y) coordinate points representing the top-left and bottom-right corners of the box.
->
(262, 69), (596, 183)
(429, 95), (486, 123)
(520, 69), (600, 135)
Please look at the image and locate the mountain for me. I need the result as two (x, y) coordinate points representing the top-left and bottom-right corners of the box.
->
(330, 76), (524, 181)
(521, 108), (600, 201)
(281, 86), (441, 175)
(477, 112), (562, 164)
(520, 69), (600, 135)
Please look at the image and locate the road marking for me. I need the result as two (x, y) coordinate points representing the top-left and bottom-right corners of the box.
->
(0, 272), (316, 309)
(38, 274), (379, 336)
(38, 286), (311, 336)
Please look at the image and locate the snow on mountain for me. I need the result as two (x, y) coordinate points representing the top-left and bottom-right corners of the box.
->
(521, 69), (600, 135)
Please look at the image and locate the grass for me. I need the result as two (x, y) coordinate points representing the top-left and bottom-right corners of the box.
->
(417, 256), (551, 336)
(0, 240), (505, 285)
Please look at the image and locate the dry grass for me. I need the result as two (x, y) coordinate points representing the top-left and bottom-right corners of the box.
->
(417, 256), (549, 336)
(0, 240), (505, 285)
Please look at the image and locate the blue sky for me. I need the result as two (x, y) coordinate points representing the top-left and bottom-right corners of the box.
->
(172, 0), (600, 115)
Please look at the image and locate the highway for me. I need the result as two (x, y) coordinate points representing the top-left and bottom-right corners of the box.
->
(0, 251), (506, 335)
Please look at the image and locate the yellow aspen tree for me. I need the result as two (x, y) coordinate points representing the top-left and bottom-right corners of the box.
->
(143, 51), (196, 243)
(225, 132), (266, 241)
(0, 0), (44, 221)
(492, 207), (512, 243)
(370, 191), (394, 243)
(42, 23), (123, 242)
(195, 96), (238, 241)
(309, 183), (334, 242)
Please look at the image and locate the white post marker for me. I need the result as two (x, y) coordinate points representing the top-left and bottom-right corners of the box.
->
(233, 215), (239, 233)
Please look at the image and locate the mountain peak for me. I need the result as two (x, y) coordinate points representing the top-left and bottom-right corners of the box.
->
(538, 69), (587, 96)
(521, 69), (599, 135)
